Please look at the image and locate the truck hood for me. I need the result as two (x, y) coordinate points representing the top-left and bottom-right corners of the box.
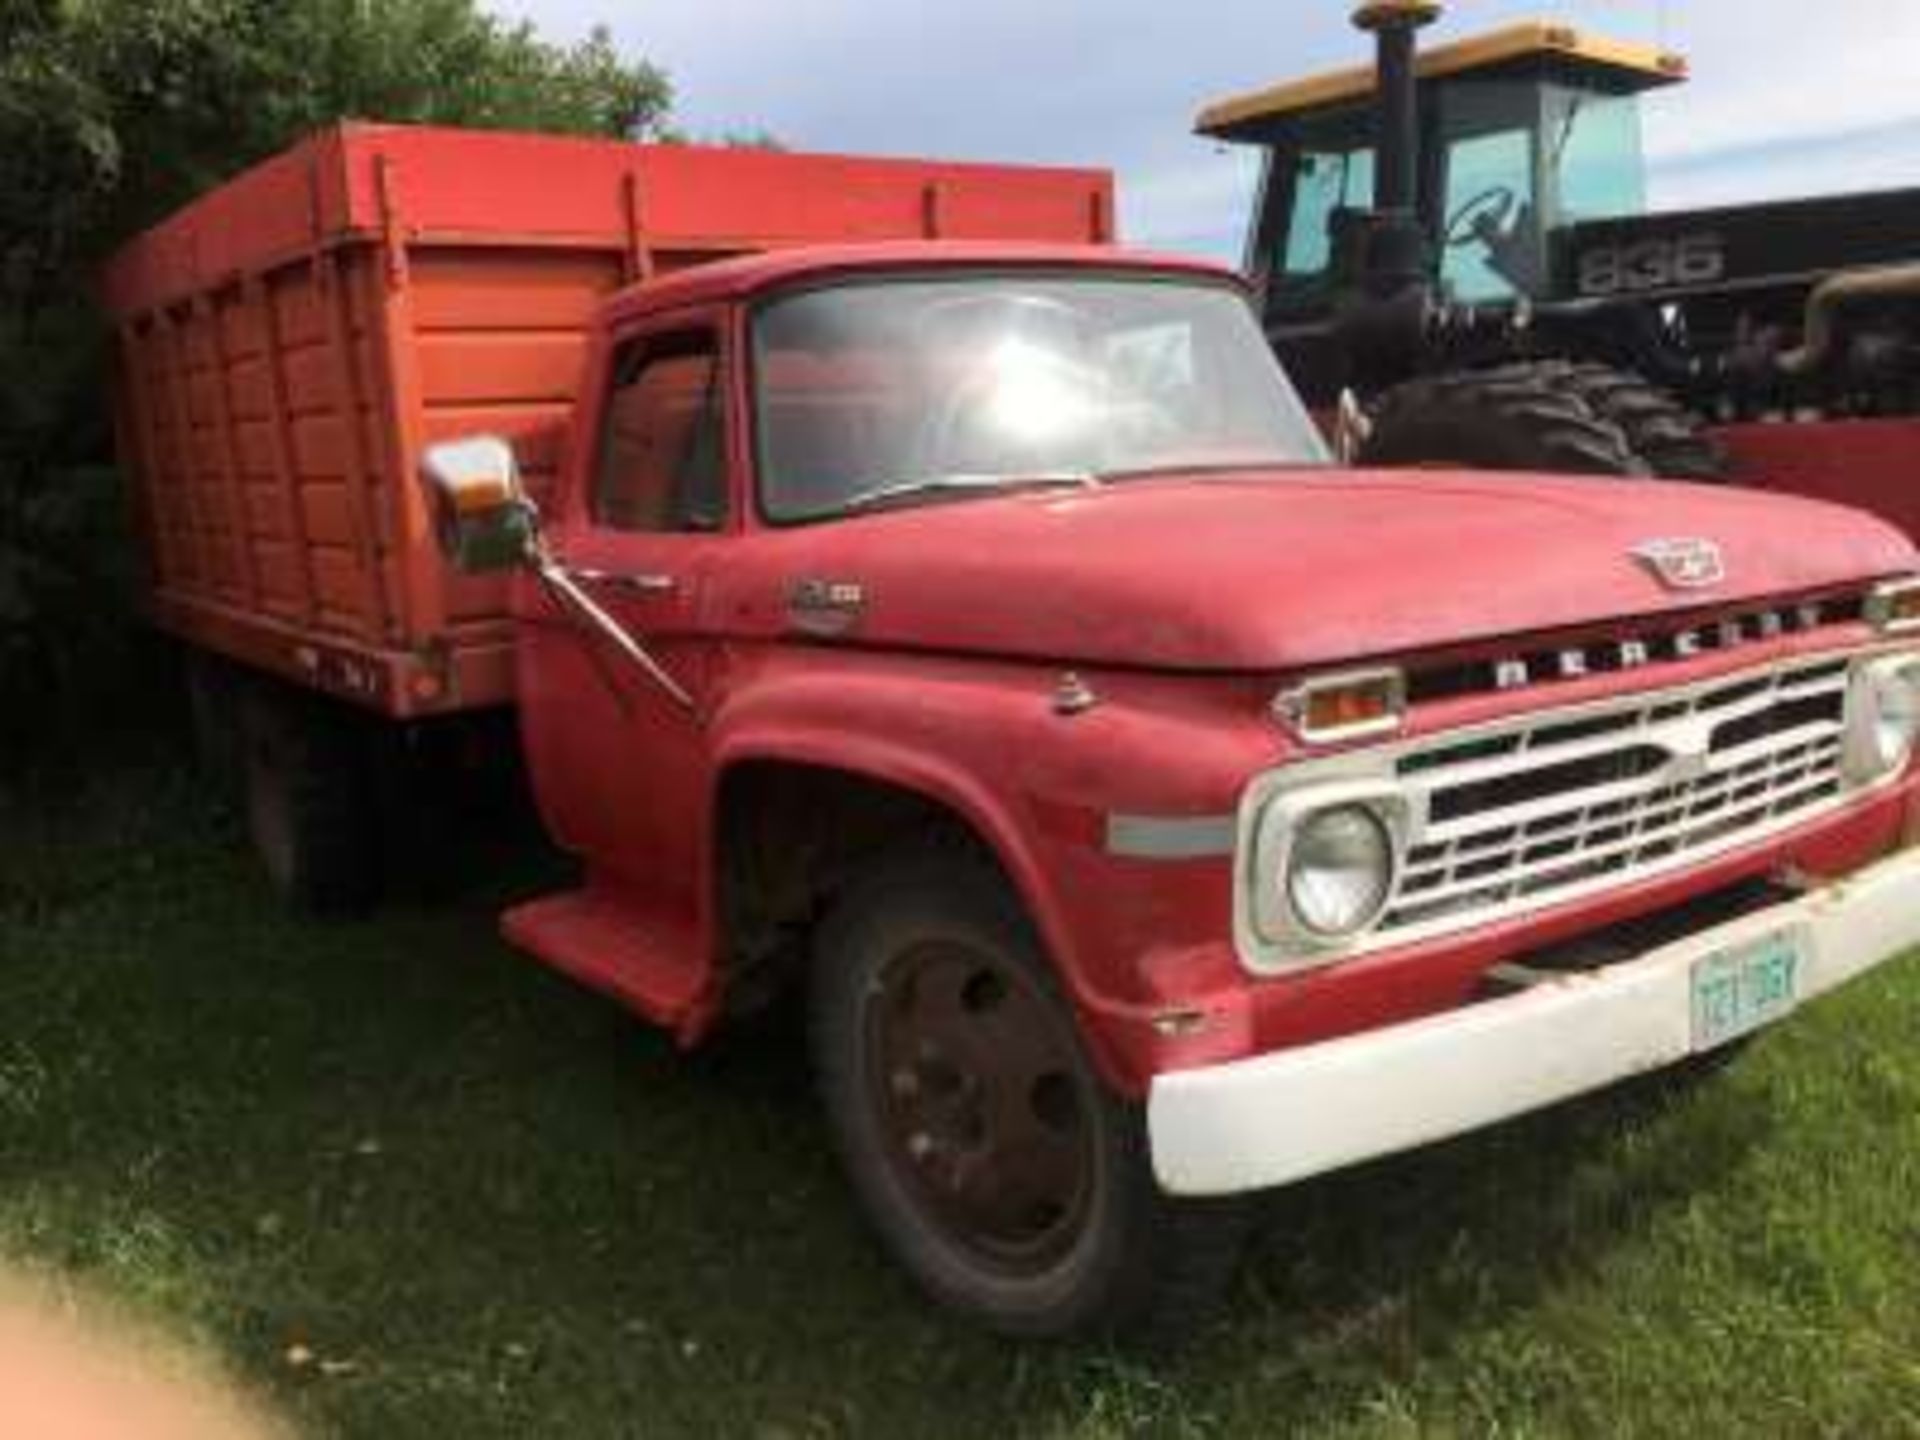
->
(738, 471), (1915, 672)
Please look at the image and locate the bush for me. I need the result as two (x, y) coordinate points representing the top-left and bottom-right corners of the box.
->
(0, 0), (674, 776)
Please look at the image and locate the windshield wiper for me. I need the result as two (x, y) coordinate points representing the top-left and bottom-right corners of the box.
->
(1098, 459), (1326, 482)
(840, 470), (1101, 515)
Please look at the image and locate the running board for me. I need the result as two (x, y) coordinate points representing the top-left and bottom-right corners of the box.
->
(502, 886), (710, 1039)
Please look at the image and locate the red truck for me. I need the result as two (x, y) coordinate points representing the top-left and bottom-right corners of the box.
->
(109, 124), (1920, 1338)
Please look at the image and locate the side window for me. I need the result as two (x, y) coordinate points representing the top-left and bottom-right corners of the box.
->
(1438, 128), (1535, 302)
(1273, 147), (1374, 300)
(591, 331), (728, 532)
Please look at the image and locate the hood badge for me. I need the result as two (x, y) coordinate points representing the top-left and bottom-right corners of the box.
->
(1632, 537), (1726, 591)
(787, 578), (866, 637)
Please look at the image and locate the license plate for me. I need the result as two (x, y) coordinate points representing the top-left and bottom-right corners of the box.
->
(1691, 929), (1804, 1052)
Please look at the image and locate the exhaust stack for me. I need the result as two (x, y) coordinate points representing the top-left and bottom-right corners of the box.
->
(1352, 1), (1442, 216)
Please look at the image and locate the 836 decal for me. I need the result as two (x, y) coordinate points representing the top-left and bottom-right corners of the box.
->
(1576, 233), (1725, 296)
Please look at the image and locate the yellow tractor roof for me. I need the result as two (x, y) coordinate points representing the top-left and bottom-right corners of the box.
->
(1197, 20), (1687, 139)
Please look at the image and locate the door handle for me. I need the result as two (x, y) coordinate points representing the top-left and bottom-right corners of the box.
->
(568, 567), (678, 596)
(535, 561), (695, 713)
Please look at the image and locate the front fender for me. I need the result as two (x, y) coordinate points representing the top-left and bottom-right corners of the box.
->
(708, 648), (1280, 1091)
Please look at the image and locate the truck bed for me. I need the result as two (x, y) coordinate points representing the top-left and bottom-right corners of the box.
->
(104, 123), (1114, 717)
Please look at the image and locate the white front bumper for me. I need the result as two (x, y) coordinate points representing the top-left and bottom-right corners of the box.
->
(1148, 845), (1920, 1197)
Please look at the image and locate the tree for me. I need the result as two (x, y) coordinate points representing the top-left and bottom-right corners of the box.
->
(0, 0), (674, 772)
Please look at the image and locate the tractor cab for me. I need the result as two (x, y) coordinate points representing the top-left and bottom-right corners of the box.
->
(1197, 4), (1920, 486)
(1201, 20), (1685, 327)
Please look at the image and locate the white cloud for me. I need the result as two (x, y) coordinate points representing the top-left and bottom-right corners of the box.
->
(487, 0), (1369, 260)
(1122, 145), (1262, 255)
(491, 0), (1920, 257)
(1642, 2), (1920, 166)
(1651, 119), (1920, 211)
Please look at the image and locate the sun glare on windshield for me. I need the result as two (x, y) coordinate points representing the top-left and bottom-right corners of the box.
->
(979, 338), (1098, 446)
(752, 273), (1330, 520)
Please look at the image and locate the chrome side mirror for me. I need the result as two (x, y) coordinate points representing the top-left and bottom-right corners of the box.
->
(420, 435), (538, 574)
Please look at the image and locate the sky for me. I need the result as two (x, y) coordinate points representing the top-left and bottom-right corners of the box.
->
(490, 0), (1920, 261)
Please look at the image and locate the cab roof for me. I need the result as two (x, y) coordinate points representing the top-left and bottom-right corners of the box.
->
(601, 241), (1241, 325)
(1197, 19), (1687, 141)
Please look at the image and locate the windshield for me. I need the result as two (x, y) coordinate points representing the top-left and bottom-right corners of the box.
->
(752, 273), (1328, 521)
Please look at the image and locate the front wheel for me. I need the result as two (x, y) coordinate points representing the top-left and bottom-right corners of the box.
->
(809, 851), (1247, 1339)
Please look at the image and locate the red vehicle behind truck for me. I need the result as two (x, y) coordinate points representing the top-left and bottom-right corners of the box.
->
(109, 124), (1920, 1338)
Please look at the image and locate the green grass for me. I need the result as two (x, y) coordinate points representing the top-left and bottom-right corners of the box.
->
(2, 761), (1919, 1438)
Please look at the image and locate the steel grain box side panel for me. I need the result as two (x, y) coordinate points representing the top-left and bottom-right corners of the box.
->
(99, 137), (334, 319)
(132, 313), (246, 606)
(324, 125), (1112, 248)
(256, 264), (384, 645)
(103, 123), (1118, 317)
(408, 246), (626, 627)
(103, 122), (1120, 716)
(114, 255), (416, 700)
(637, 143), (1114, 244)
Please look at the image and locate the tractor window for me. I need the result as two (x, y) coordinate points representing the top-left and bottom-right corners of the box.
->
(1438, 127), (1536, 302)
(1277, 147), (1374, 291)
(1547, 90), (1647, 225)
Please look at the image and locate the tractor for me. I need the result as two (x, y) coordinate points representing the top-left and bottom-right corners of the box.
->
(1198, 1), (1920, 528)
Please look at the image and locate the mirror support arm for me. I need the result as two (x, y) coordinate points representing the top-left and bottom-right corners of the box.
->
(530, 537), (697, 714)
(419, 433), (696, 717)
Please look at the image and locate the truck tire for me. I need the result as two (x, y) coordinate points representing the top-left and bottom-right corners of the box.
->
(183, 651), (245, 801)
(1545, 362), (1727, 482)
(809, 850), (1249, 1339)
(238, 681), (383, 916)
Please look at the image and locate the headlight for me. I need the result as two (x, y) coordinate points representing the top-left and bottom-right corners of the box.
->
(1845, 654), (1920, 784)
(1283, 804), (1395, 937)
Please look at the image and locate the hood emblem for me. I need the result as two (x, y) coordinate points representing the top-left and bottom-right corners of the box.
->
(1632, 538), (1725, 591)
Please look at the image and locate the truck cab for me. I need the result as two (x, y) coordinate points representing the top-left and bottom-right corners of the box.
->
(465, 242), (1328, 1026)
(428, 239), (1920, 1339)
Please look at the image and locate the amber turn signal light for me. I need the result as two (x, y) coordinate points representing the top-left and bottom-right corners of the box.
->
(1275, 668), (1407, 745)
(450, 473), (516, 514)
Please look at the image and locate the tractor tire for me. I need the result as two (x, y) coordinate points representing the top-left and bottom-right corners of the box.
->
(809, 849), (1249, 1341)
(1544, 362), (1728, 482)
(1358, 363), (1648, 475)
(1358, 361), (1727, 482)
(238, 680), (383, 916)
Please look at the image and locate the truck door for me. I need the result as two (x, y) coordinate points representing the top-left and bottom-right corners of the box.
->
(515, 314), (735, 928)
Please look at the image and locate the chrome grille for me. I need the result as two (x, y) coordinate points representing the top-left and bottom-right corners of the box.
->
(1381, 657), (1852, 939)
